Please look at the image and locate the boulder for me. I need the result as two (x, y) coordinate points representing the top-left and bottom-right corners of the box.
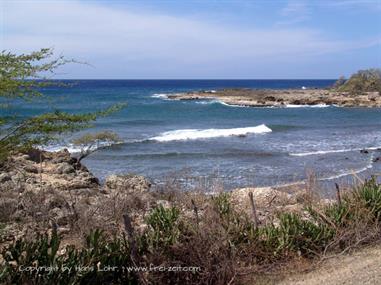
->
(0, 173), (11, 183)
(56, 163), (75, 174)
(105, 174), (151, 193)
(23, 164), (39, 174)
(26, 149), (45, 163)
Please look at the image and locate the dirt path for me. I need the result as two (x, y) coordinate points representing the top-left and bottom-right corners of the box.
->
(278, 245), (381, 285)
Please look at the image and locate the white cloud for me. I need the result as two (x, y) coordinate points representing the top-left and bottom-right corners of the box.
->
(278, 1), (311, 25)
(1, 0), (379, 78)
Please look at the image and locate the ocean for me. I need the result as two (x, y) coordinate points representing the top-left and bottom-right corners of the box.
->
(10, 80), (381, 191)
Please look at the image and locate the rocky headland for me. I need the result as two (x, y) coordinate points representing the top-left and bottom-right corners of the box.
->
(168, 88), (381, 107)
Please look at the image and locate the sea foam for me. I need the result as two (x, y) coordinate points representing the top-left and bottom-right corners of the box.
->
(42, 140), (121, 154)
(285, 104), (329, 108)
(290, 146), (381, 157)
(149, 124), (272, 142)
(151, 93), (169, 99)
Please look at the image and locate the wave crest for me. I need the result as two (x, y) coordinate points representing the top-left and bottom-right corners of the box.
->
(149, 124), (272, 142)
(151, 93), (169, 99)
(42, 140), (122, 154)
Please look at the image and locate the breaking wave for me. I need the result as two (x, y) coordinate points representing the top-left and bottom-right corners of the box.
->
(149, 124), (272, 142)
(41, 140), (122, 154)
(151, 93), (169, 99)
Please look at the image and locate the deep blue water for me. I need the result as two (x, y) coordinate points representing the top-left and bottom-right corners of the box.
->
(7, 80), (381, 191)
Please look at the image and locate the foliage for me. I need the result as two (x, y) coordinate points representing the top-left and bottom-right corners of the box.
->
(1, 179), (381, 284)
(144, 205), (181, 249)
(0, 48), (126, 161)
(72, 131), (121, 162)
(0, 48), (69, 100)
(260, 213), (334, 256)
(332, 75), (346, 88)
(354, 176), (381, 221)
(212, 192), (232, 220)
(0, 229), (138, 285)
(334, 68), (381, 94)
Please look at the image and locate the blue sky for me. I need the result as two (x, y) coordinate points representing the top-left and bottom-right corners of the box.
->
(1, 0), (380, 79)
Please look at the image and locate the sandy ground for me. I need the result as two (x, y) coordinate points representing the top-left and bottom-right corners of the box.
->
(277, 244), (381, 285)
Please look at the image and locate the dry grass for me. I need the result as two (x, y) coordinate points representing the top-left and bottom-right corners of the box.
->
(1, 173), (381, 284)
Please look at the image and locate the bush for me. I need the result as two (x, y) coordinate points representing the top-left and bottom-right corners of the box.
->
(144, 205), (181, 249)
(0, 229), (139, 284)
(354, 177), (381, 221)
(1, 179), (381, 284)
(260, 213), (333, 256)
(335, 68), (381, 94)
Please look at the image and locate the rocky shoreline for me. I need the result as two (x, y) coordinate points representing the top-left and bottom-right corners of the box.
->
(167, 88), (381, 107)
(0, 149), (311, 248)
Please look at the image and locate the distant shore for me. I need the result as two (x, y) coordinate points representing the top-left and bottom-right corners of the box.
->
(168, 88), (381, 107)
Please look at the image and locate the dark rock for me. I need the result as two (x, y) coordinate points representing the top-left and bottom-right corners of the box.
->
(69, 157), (78, 165)
(291, 99), (302, 105)
(25, 148), (45, 163)
(373, 157), (381, 163)
(87, 176), (100, 185)
(0, 173), (12, 183)
(264, 96), (276, 101)
(78, 164), (89, 172)
(24, 165), (39, 174)
(56, 215), (69, 226)
(360, 149), (369, 154)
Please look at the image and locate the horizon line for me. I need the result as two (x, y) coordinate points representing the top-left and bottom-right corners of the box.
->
(44, 78), (338, 80)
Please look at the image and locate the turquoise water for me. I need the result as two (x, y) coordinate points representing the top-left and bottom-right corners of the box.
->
(8, 80), (381, 190)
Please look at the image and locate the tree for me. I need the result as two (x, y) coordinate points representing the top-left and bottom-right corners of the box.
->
(335, 68), (381, 94)
(0, 48), (125, 162)
(333, 76), (346, 89)
(72, 131), (121, 163)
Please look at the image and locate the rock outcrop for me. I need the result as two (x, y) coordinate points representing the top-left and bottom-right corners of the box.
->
(0, 149), (155, 247)
(168, 88), (381, 107)
(105, 174), (151, 193)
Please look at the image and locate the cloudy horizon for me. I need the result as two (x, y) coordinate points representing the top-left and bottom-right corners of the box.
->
(1, 0), (381, 79)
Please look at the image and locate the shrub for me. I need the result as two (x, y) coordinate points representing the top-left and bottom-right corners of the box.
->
(335, 68), (381, 94)
(260, 213), (334, 256)
(144, 205), (181, 249)
(354, 177), (381, 221)
(0, 229), (139, 284)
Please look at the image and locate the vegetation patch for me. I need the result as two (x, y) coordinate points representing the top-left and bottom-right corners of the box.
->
(1, 178), (381, 284)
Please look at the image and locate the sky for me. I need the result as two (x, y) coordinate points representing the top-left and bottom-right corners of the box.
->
(1, 0), (381, 79)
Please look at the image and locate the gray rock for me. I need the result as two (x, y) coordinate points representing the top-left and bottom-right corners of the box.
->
(24, 164), (39, 174)
(56, 163), (75, 174)
(21, 154), (30, 160)
(11, 173), (25, 183)
(0, 173), (11, 183)
(105, 174), (151, 193)
(0, 198), (18, 221)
